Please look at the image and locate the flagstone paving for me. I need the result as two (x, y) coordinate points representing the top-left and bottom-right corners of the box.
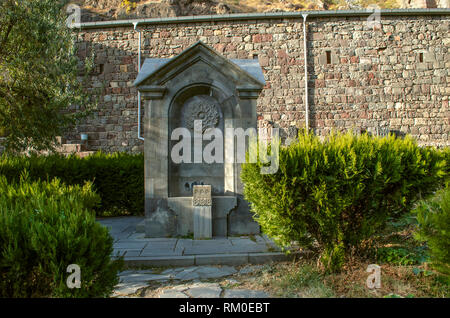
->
(112, 264), (271, 298)
(98, 217), (300, 298)
(97, 217), (297, 267)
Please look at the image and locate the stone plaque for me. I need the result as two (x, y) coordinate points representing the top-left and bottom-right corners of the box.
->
(193, 185), (212, 206)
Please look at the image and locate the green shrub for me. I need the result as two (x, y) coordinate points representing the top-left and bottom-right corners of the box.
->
(0, 175), (123, 297)
(414, 185), (450, 281)
(0, 170), (101, 212)
(377, 246), (425, 266)
(442, 147), (450, 184)
(0, 151), (144, 216)
(374, 213), (428, 266)
(241, 131), (447, 272)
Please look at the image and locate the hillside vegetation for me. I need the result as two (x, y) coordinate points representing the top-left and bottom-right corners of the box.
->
(76, 0), (448, 22)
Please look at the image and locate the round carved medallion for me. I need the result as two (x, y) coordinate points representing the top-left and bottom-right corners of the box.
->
(182, 95), (220, 132)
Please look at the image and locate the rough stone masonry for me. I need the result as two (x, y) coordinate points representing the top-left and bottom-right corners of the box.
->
(69, 10), (449, 152)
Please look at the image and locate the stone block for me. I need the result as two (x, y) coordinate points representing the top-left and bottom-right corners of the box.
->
(139, 249), (181, 257)
(195, 253), (249, 266)
(113, 242), (148, 250)
(192, 186), (212, 239)
(184, 283), (222, 298)
(145, 207), (177, 238)
(123, 256), (195, 267)
(184, 239), (234, 255)
(228, 198), (260, 236)
(193, 185), (212, 206)
(193, 206), (212, 239)
(248, 252), (290, 264)
(159, 290), (189, 298)
(223, 289), (269, 298)
(136, 220), (145, 233)
(212, 196), (237, 237)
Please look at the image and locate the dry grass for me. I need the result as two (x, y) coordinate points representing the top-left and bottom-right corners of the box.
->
(81, 0), (404, 18)
(221, 0), (402, 13)
(223, 0), (319, 13)
(325, 260), (449, 298)
(255, 258), (449, 298)
(137, 257), (448, 298)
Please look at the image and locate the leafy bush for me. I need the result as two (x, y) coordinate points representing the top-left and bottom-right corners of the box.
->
(442, 147), (450, 183)
(414, 185), (450, 281)
(377, 247), (425, 266)
(0, 152), (144, 216)
(241, 131), (447, 272)
(373, 213), (428, 266)
(0, 174), (123, 297)
(0, 170), (101, 212)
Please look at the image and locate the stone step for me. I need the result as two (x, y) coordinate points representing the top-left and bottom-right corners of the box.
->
(55, 141), (92, 154)
(55, 136), (66, 144)
(136, 220), (146, 233)
(116, 251), (305, 268)
(56, 143), (83, 153)
(75, 151), (95, 158)
(60, 150), (95, 158)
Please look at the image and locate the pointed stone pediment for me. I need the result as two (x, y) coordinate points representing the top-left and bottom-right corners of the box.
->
(134, 41), (265, 89)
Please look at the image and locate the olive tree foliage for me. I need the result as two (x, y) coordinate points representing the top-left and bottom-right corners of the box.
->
(0, 0), (95, 153)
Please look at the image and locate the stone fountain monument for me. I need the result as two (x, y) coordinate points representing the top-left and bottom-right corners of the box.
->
(134, 41), (265, 238)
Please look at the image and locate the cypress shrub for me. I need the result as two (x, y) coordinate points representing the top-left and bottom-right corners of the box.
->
(0, 152), (144, 216)
(414, 185), (450, 281)
(241, 131), (447, 272)
(0, 174), (123, 297)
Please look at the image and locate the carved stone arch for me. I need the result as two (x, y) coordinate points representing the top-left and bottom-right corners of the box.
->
(168, 83), (233, 197)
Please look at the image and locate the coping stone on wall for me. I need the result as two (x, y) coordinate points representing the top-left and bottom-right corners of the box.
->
(79, 9), (450, 30)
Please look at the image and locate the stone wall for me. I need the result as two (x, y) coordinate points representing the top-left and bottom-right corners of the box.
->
(71, 13), (450, 152)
